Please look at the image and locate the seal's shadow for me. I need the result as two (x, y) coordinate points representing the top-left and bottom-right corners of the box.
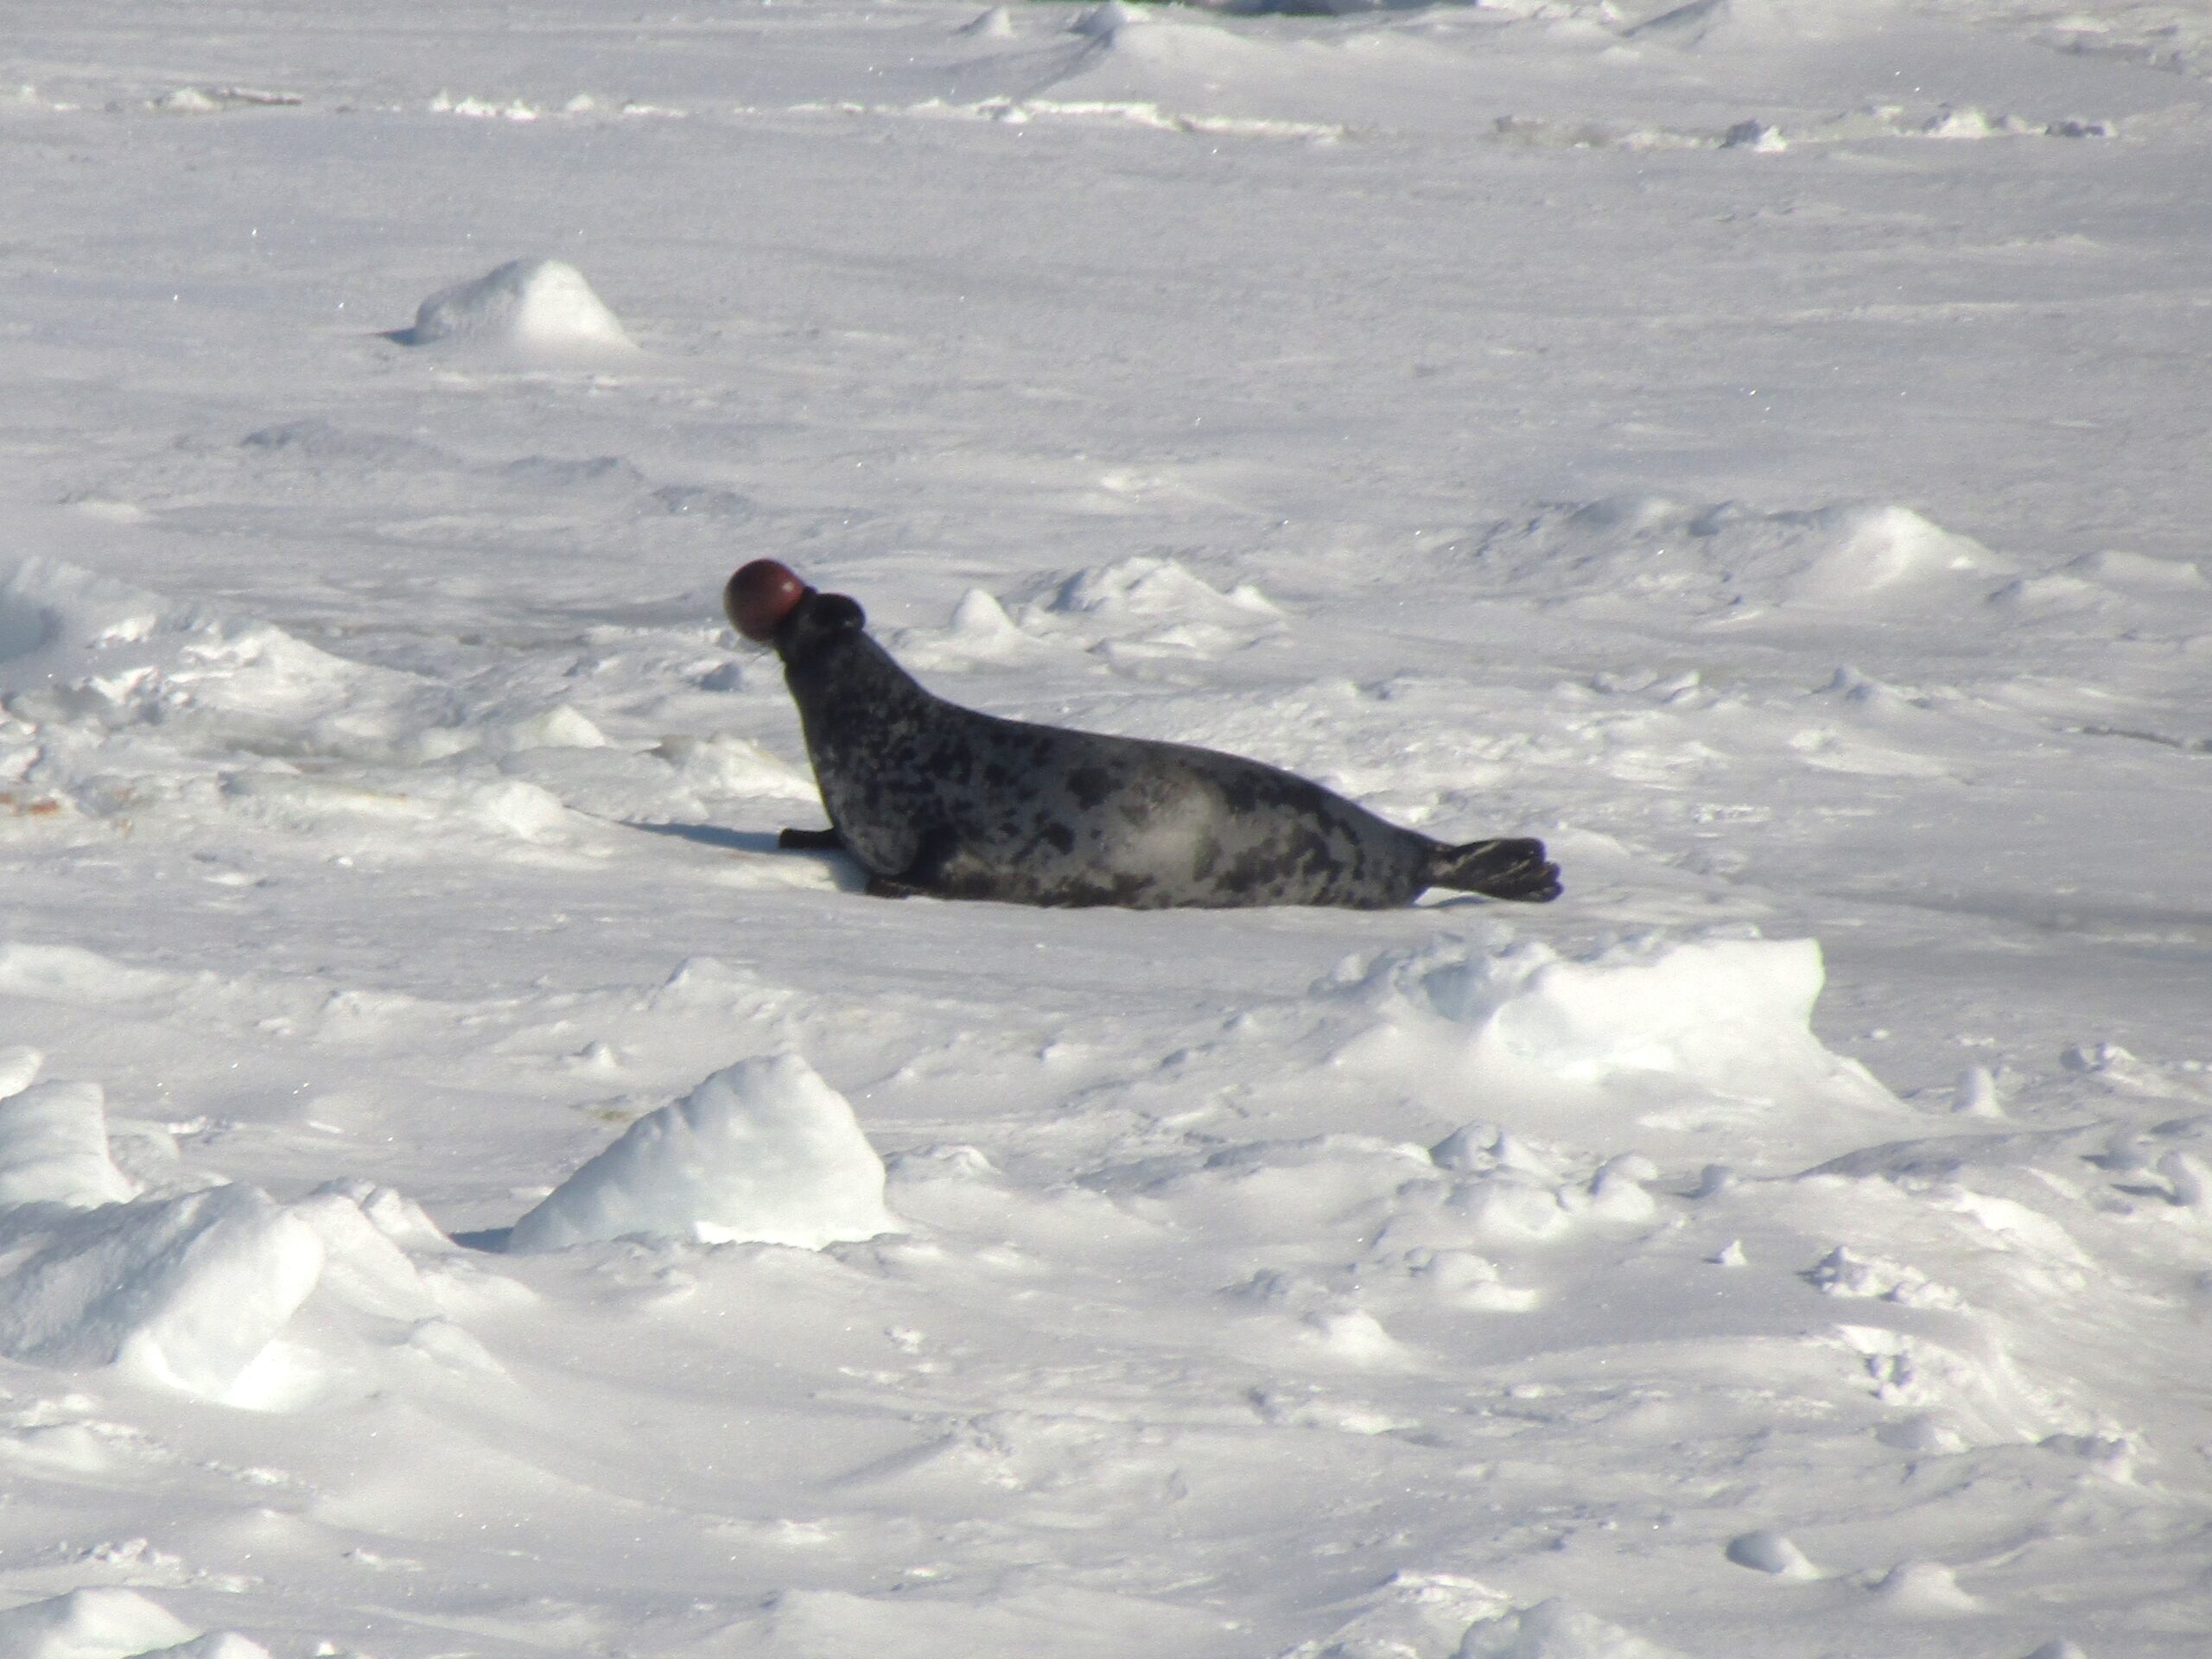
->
(624, 820), (868, 889)
(624, 821), (778, 855)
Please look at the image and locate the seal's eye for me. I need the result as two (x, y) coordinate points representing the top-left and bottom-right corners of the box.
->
(725, 560), (809, 641)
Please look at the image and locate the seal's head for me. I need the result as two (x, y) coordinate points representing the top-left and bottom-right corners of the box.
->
(725, 559), (810, 642)
(724, 562), (868, 669)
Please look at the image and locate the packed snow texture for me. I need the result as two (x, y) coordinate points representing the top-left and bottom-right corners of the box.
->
(3, 0), (2210, 1655)
(508, 1052), (900, 1251)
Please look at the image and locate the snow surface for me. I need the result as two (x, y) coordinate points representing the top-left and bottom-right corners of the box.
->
(3, 0), (2210, 1654)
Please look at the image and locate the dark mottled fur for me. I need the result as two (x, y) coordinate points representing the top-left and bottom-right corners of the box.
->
(765, 588), (1560, 910)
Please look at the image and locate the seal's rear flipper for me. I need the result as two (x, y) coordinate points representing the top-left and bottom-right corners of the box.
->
(1431, 837), (1561, 903)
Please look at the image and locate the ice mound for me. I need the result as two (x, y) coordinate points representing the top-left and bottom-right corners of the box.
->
(238, 416), (451, 471)
(1469, 497), (2013, 619)
(959, 5), (1014, 40)
(1868, 1560), (1980, 1612)
(888, 586), (1052, 672)
(1777, 503), (2009, 602)
(652, 734), (818, 802)
(0, 560), (603, 840)
(982, 556), (1283, 664)
(1457, 1596), (1684, 1659)
(1725, 1528), (1820, 1578)
(1287, 1572), (1514, 1659)
(0, 1081), (494, 1405)
(0, 557), (378, 742)
(0, 944), (176, 1004)
(391, 257), (639, 358)
(0, 1045), (39, 1096)
(899, 558), (1285, 671)
(0, 1185), (324, 1401)
(1419, 933), (1830, 1082)
(157, 1636), (273, 1659)
(0, 1176), (501, 1408)
(1070, 2), (1146, 41)
(921, 3), (1362, 141)
(508, 1053), (901, 1252)
(0, 1586), (243, 1659)
(1054, 6), (1300, 92)
(1086, 1132), (1440, 1242)
(1038, 555), (1277, 622)
(1625, 0), (1736, 49)
(1344, 931), (1896, 1122)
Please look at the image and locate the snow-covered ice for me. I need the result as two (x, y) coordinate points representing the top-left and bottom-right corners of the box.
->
(1, 0), (2209, 1653)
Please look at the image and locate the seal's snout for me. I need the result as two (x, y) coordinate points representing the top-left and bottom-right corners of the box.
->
(726, 559), (810, 642)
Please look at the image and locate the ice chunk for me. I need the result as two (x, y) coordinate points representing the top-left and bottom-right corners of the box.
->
(0, 1078), (138, 1210)
(509, 1053), (901, 1252)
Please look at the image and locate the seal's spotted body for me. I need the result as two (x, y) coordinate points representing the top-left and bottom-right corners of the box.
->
(727, 562), (1560, 910)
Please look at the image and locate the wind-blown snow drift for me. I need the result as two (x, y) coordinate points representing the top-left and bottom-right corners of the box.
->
(508, 1052), (902, 1251)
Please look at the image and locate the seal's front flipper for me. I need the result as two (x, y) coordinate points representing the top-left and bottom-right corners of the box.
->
(779, 825), (845, 851)
(863, 874), (920, 900)
(1431, 837), (1561, 903)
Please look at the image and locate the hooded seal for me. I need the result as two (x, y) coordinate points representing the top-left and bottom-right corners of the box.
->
(724, 559), (1560, 910)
